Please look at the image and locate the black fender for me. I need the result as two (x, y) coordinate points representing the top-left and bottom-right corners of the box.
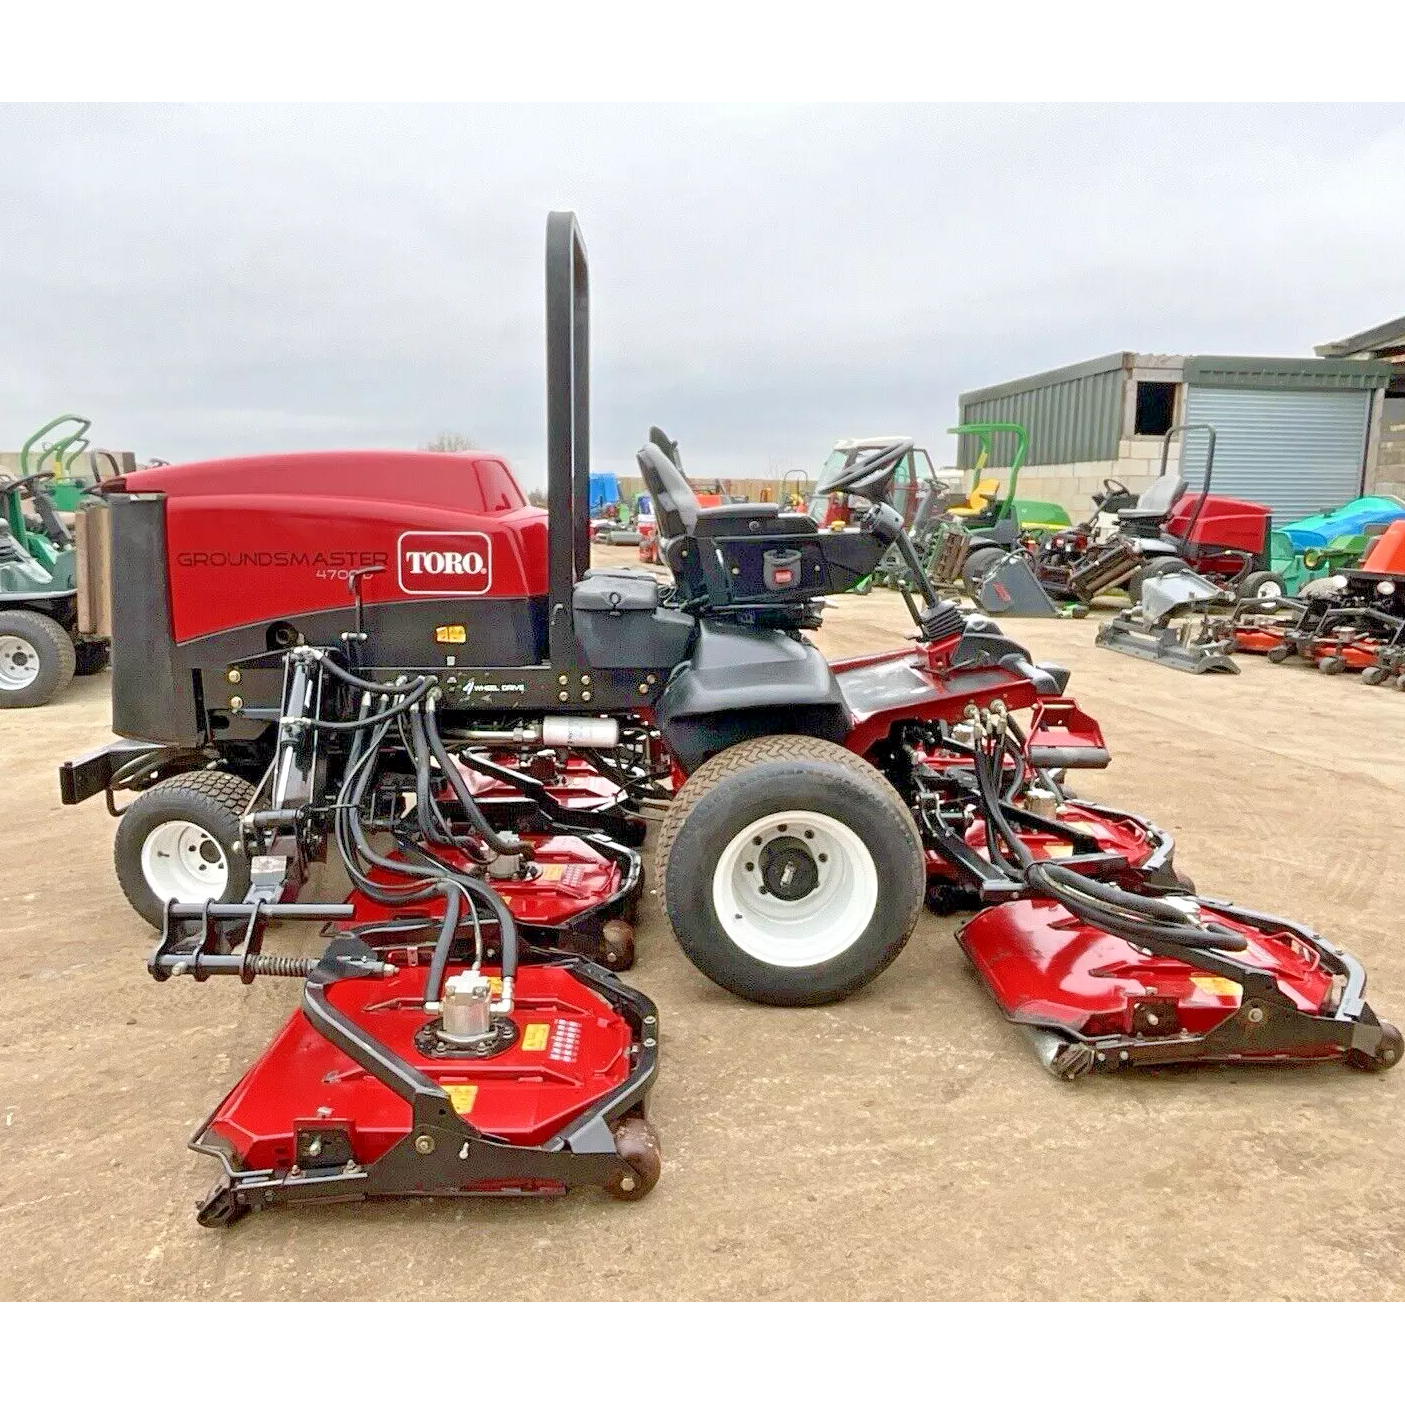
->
(655, 620), (850, 774)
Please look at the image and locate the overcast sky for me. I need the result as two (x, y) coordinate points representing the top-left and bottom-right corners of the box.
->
(3, 104), (1403, 484)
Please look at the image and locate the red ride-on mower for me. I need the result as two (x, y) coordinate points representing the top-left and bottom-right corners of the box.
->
(1033, 425), (1283, 609)
(57, 215), (1399, 1227)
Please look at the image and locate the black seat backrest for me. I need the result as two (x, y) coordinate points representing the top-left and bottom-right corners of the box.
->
(636, 442), (701, 538)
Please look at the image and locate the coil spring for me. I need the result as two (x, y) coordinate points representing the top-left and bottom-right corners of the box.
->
(246, 955), (318, 978)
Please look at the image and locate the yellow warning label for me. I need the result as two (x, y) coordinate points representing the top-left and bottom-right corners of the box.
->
(446, 1084), (478, 1113)
(435, 625), (467, 644)
(487, 976), (502, 996)
(522, 1022), (551, 1052)
(1043, 843), (1075, 858)
(537, 864), (567, 882)
(1191, 975), (1242, 998)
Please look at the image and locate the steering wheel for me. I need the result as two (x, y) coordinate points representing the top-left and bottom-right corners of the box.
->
(819, 437), (914, 499)
(0, 471), (55, 499)
(1102, 477), (1130, 497)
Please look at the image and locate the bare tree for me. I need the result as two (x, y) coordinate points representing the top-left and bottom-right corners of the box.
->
(526, 487), (548, 508)
(423, 431), (476, 453)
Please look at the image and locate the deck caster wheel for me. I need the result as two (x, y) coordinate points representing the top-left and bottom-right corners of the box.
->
(606, 1115), (661, 1200)
(1362, 666), (1385, 686)
(1318, 656), (1346, 675)
(1395, 675), (1405, 692)
(599, 918), (636, 970)
(1348, 1022), (1403, 1074)
(195, 1181), (250, 1229)
(1266, 644), (1290, 664)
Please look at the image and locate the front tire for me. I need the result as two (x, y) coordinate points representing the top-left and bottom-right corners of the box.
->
(0, 609), (76, 708)
(656, 736), (924, 1006)
(1237, 570), (1286, 602)
(114, 771), (256, 928)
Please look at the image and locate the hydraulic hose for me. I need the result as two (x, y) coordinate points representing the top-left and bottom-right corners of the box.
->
(297, 676), (434, 731)
(330, 696), (520, 1007)
(969, 733), (1247, 953)
(421, 700), (532, 857)
(315, 650), (427, 696)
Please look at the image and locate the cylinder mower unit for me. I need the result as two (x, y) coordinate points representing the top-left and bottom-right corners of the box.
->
(57, 214), (1400, 1227)
(1095, 569), (1241, 675)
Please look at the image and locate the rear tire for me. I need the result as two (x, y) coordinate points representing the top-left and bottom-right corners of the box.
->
(656, 736), (924, 1006)
(114, 771), (256, 929)
(0, 609), (76, 708)
(960, 546), (1005, 598)
(73, 639), (111, 676)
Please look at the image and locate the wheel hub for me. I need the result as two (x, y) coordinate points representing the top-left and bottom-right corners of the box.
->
(0, 636), (40, 690)
(140, 820), (230, 904)
(759, 837), (819, 901)
(711, 809), (880, 968)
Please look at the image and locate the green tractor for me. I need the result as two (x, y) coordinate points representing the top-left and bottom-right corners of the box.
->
(926, 421), (1071, 595)
(0, 415), (112, 707)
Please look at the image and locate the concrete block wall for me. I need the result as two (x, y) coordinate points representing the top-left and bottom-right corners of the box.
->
(999, 439), (1180, 516)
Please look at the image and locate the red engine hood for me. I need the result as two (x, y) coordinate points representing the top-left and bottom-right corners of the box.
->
(115, 449), (550, 643)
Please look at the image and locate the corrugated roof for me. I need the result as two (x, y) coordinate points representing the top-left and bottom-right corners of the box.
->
(1315, 314), (1405, 358)
(957, 352), (1129, 405)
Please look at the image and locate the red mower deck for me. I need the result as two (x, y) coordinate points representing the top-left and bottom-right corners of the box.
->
(959, 897), (1401, 1078)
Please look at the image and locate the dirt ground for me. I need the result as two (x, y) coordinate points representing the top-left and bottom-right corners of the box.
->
(3, 550), (1404, 1301)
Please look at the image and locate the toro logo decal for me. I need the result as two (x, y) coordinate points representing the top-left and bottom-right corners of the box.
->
(397, 532), (493, 596)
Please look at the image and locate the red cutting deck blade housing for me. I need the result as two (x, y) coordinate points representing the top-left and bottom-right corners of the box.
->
(207, 964), (635, 1174)
(959, 898), (1333, 1041)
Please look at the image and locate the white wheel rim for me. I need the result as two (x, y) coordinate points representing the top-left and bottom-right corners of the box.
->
(711, 809), (879, 968)
(1254, 580), (1283, 599)
(0, 635), (41, 690)
(140, 820), (230, 904)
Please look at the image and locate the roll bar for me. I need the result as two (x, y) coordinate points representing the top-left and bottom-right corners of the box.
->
(949, 421), (1029, 518)
(545, 211), (589, 670)
(1161, 423), (1217, 544)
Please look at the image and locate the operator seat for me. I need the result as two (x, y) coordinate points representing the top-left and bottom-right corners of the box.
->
(635, 437), (854, 608)
(1117, 473), (1185, 529)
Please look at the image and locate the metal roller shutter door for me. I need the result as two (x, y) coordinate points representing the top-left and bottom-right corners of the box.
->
(1180, 386), (1370, 521)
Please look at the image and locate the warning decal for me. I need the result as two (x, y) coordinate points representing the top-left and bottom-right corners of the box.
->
(521, 1022), (551, 1052)
(446, 1084), (478, 1114)
(549, 1020), (582, 1064)
(1191, 975), (1242, 998)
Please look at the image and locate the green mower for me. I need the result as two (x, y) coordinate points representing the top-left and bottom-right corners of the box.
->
(0, 415), (112, 707)
(924, 421), (1071, 595)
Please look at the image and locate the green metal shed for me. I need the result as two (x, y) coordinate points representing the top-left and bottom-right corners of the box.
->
(958, 352), (1396, 520)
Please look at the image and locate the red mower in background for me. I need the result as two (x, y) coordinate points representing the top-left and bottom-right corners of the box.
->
(1030, 424), (1282, 610)
(1216, 520), (1405, 685)
(57, 214), (1398, 1230)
